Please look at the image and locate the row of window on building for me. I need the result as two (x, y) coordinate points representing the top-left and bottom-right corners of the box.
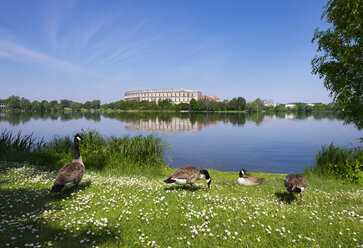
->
(128, 92), (195, 98)
(138, 97), (193, 102)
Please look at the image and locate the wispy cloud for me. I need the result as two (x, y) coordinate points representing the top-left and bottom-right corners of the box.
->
(44, 1), (76, 47)
(0, 39), (94, 75)
(87, 20), (148, 64)
(80, 21), (106, 49)
(96, 33), (186, 66)
(98, 44), (145, 65)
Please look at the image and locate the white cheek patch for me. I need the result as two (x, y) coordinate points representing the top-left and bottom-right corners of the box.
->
(206, 178), (211, 184)
(200, 174), (205, 179)
(300, 187), (305, 192)
(76, 137), (81, 141)
(173, 178), (187, 185)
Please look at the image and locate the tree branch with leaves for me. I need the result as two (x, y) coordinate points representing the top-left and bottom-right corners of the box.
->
(312, 0), (362, 130)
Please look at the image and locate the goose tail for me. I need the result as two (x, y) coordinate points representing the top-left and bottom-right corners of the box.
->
(164, 178), (175, 184)
(50, 184), (64, 193)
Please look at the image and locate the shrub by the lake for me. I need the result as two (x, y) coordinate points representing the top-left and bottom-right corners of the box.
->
(307, 144), (363, 184)
(0, 130), (168, 175)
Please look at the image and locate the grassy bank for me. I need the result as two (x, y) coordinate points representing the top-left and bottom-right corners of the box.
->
(0, 162), (362, 247)
(0, 130), (169, 176)
(0, 131), (362, 247)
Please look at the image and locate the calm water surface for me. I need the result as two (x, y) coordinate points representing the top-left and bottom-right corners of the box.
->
(0, 112), (361, 173)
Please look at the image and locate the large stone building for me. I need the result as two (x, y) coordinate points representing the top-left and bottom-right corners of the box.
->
(124, 89), (219, 104)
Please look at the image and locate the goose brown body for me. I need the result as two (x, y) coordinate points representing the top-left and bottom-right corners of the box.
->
(53, 160), (84, 186)
(51, 134), (84, 192)
(284, 174), (308, 202)
(164, 166), (211, 188)
(237, 169), (264, 186)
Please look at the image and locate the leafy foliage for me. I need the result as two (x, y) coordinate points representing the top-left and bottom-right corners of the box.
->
(307, 144), (363, 184)
(312, 0), (362, 130)
(228, 97), (246, 110)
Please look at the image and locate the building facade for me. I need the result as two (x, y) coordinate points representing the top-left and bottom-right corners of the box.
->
(263, 99), (277, 107)
(125, 89), (200, 104)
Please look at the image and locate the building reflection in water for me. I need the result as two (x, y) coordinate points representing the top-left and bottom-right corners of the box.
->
(125, 117), (218, 133)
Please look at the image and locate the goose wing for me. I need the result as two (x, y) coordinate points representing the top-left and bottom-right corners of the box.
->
(246, 176), (264, 184)
(169, 166), (200, 183)
(54, 162), (85, 185)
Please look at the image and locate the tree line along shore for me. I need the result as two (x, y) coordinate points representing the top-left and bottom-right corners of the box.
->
(1, 95), (338, 113)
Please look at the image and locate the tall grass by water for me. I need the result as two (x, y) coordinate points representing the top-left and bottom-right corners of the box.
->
(306, 144), (363, 184)
(0, 130), (46, 164)
(0, 130), (169, 176)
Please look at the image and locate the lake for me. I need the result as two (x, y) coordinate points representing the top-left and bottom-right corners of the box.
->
(0, 111), (361, 173)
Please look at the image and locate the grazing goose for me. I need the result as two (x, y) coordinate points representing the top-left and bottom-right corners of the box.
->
(51, 134), (85, 192)
(284, 174), (308, 202)
(237, 169), (264, 186)
(164, 166), (212, 189)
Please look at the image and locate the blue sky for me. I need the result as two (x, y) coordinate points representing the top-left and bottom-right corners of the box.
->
(0, 0), (331, 104)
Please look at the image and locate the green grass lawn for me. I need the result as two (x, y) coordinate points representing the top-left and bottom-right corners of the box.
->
(0, 162), (362, 248)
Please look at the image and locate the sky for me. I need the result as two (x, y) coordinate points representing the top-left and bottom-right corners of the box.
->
(0, 0), (332, 104)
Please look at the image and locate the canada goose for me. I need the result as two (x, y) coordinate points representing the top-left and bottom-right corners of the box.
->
(284, 174), (308, 202)
(237, 169), (264, 186)
(164, 166), (212, 189)
(51, 134), (85, 192)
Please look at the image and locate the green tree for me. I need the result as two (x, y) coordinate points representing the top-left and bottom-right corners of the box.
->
(70, 101), (82, 111)
(158, 99), (172, 110)
(41, 100), (51, 112)
(275, 104), (287, 112)
(59, 99), (71, 110)
(91, 100), (101, 109)
(20, 97), (32, 111)
(228, 97), (246, 111)
(295, 103), (307, 113)
(7, 95), (21, 110)
(31, 100), (42, 112)
(246, 98), (264, 112)
(189, 99), (198, 111)
(312, 0), (362, 130)
(49, 100), (58, 111)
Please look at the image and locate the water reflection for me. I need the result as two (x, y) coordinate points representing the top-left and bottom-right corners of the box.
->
(0, 111), (101, 125)
(125, 116), (218, 133)
(0, 111), (358, 173)
(0, 111), (340, 132)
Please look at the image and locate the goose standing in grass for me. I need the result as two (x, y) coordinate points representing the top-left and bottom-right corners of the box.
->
(237, 169), (264, 186)
(284, 174), (308, 202)
(164, 166), (212, 189)
(51, 134), (84, 192)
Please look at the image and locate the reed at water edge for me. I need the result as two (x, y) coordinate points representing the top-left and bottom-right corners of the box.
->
(305, 143), (363, 184)
(0, 129), (169, 176)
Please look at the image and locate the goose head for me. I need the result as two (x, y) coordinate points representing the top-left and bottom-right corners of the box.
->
(200, 169), (212, 188)
(74, 134), (83, 142)
(239, 169), (247, 177)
